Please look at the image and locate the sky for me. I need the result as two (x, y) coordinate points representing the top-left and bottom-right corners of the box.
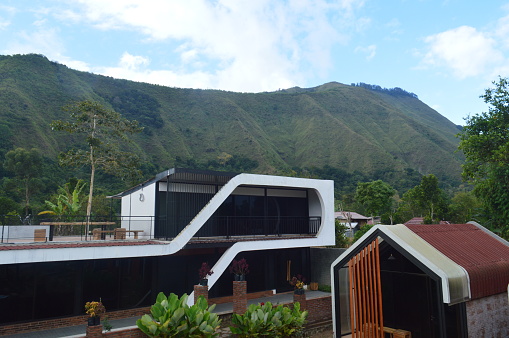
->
(1, 1), (509, 125)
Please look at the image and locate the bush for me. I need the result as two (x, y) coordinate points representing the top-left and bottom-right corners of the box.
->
(136, 292), (221, 337)
(318, 284), (331, 293)
(230, 301), (307, 337)
(352, 224), (374, 243)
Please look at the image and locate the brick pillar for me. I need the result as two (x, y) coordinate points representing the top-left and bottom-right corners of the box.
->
(233, 281), (247, 314)
(293, 292), (307, 310)
(86, 324), (102, 337)
(194, 284), (209, 304)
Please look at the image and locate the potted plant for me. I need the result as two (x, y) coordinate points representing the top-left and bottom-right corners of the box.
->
(85, 300), (106, 326)
(289, 274), (306, 295)
(229, 258), (249, 281)
(198, 262), (213, 286)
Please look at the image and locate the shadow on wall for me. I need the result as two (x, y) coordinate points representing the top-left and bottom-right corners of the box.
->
(310, 247), (346, 287)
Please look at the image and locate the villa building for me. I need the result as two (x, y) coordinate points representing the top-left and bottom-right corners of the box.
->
(0, 168), (334, 325)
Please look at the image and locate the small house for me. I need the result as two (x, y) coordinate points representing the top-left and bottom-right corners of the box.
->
(331, 222), (509, 337)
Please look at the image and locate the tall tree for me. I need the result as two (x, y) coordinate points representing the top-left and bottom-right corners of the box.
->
(4, 148), (43, 215)
(354, 180), (395, 221)
(414, 174), (446, 222)
(447, 191), (481, 224)
(51, 100), (143, 229)
(458, 77), (509, 237)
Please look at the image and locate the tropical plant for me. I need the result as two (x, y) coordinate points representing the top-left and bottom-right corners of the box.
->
(136, 292), (221, 337)
(39, 179), (86, 216)
(230, 301), (307, 337)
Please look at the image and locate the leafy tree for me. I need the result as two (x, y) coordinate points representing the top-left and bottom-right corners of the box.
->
(4, 148), (43, 215)
(0, 196), (19, 216)
(51, 101), (143, 229)
(392, 187), (423, 224)
(458, 77), (509, 237)
(334, 219), (349, 248)
(354, 180), (395, 220)
(447, 191), (481, 224)
(414, 174), (447, 222)
(353, 224), (374, 243)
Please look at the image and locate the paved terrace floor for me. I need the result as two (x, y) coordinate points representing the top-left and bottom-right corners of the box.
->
(0, 234), (316, 250)
(1, 290), (331, 338)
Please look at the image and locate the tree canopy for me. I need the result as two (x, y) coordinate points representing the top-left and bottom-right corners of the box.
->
(4, 148), (43, 215)
(354, 180), (395, 218)
(458, 77), (509, 237)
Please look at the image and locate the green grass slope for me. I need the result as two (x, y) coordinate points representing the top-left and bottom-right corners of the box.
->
(0, 54), (464, 185)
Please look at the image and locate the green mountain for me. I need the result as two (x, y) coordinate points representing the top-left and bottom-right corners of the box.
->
(0, 54), (464, 194)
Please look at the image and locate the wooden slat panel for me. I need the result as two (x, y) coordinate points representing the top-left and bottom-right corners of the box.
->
(348, 238), (384, 338)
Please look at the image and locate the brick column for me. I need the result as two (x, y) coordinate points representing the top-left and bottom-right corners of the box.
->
(194, 284), (209, 304)
(86, 324), (102, 337)
(233, 281), (247, 314)
(293, 292), (307, 310)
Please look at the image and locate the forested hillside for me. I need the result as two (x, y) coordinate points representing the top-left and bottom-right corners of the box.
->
(0, 54), (465, 213)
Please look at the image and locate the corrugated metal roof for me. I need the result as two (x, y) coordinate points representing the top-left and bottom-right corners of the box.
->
(407, 222), (509, 300)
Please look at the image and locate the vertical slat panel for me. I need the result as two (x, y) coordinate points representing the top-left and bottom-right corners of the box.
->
(359, 250), (366, 337)
(354, 254), (361, 337)
(370, 242), (379, 337)
(366, 243), (374, 335)
(347, 238), (384, 338)
(374, 239), (384, 337)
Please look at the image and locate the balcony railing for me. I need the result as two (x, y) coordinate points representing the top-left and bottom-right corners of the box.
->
(195, 216), (321, 239)
(0, 215), (321, 243)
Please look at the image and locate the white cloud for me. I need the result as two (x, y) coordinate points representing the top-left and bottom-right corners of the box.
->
(354, 44), (376, 61)
(119, 52), (149, 70)
(1, 24), (91, 72)
(55, 0), (366, 92)
(420, 25), (505, 79)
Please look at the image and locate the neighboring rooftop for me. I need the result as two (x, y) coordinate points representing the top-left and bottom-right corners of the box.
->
(334, 211), (370, 220)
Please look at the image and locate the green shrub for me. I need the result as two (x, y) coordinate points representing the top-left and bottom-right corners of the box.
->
(318, 284), (331, 293)
(136, 292), (221, 337)
(230, 301), (308, 337)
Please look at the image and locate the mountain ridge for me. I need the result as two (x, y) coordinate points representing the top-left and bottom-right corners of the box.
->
(0, 54), (464, 192)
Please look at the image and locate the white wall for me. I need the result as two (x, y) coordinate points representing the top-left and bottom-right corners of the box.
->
(0, 225), (50, 242)
(120, 183), (156, 238)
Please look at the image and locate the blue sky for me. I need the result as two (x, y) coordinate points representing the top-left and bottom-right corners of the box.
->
(2, 0), (509, 125)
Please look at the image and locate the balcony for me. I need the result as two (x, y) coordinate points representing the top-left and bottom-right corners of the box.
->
(0, 215), (321, 244)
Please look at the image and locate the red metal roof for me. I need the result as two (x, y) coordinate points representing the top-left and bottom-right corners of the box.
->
(407, 223), (509, 299)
